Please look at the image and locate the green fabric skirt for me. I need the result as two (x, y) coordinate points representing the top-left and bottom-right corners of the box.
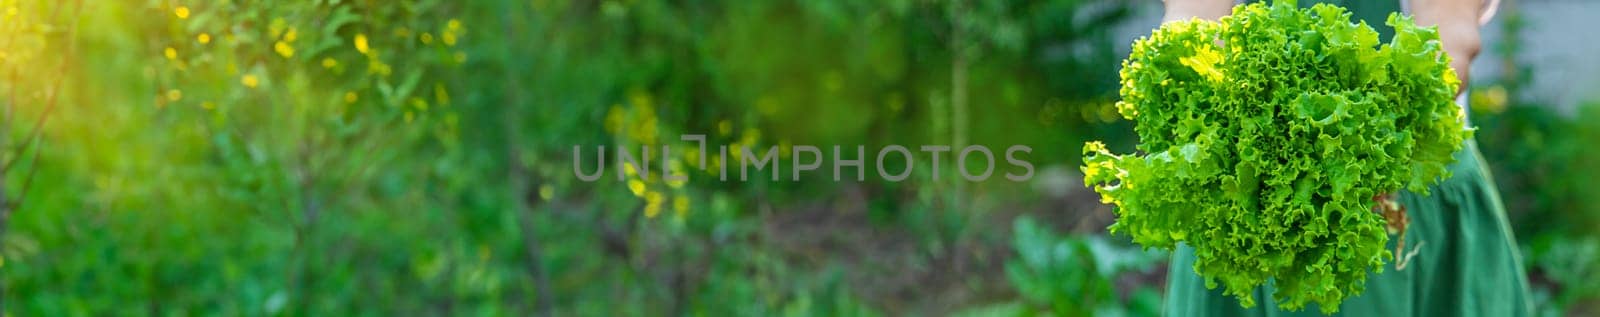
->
(1163, 139), (1532, 316)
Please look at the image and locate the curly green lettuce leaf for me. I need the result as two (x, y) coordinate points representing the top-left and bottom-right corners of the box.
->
(1082, 0), (1470, 313)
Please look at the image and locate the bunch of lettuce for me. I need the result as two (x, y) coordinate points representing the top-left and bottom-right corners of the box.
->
(1081, 1), (1470, 313)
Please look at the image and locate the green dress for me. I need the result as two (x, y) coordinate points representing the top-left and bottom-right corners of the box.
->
(1163, 2), (1531, 316)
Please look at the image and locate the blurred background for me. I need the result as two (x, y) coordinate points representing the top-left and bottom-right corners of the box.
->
(0, 0), (1596, 316)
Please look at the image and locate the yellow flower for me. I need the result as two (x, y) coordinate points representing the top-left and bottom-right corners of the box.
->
(434, 83), (451, 105)
(448, 19), (462, 31)
(644, 192), (665, 218)
(354, 34), (370, 54)
(166, 89), (182, 101)
(1485, 85), (1509, 114)
(410, 97), (428, 111)
(201, 101), (216, 110)
(627, 179), (646, 197)
(344, 91), (358, 103)
(174, 6), (190, 19)
(420, 33), (433, 44)
(667, 177), (687, 189)
(274, 41), (294, 58)
(673, 194), (689, 216)
(164, 47), (177, 60)
(322, 58), (338, 68)
(197, 33), (211, 44)
(283, 27), (297, 42)
(538, 185), (554, 200)
(368, 60), (392, 76)
(442, 33), (457, 46)
(241, 75), (259, 88)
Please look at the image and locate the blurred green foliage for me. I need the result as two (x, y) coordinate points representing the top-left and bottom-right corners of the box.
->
(974, 216), (1162, 317)
(1469, 96), (1600, 316)
(1466, 8), (1600, 316)
(0, 0), (1146, 315)
(0, 0), (1595, 316)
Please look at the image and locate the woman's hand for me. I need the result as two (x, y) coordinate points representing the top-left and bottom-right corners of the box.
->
(1412, 0), (1495, 96)
(1161, 0), (1233, 23)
